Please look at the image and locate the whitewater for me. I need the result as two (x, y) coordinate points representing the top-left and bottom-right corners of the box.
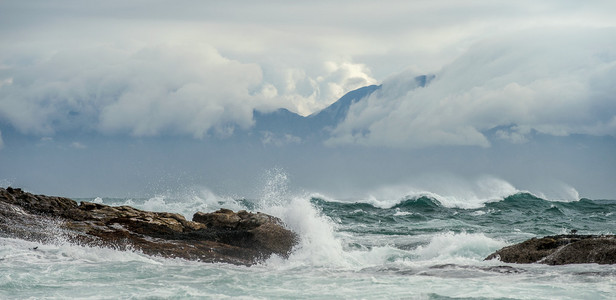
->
(1, 174), (615, 299)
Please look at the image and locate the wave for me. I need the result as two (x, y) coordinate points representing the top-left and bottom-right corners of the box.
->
(65, 169), (612, 271)
(80, 172), (599, 218)
(359, 176), (522, 209)
(310, 192), (529, 211)
(0, 237), (163, 266)
(312, 191), (614, 213)
(4, 165), (612, 298)
(411, 232), (507, 262)
(392, 196), (443, 210)
(305, 177), (517, 210)
(306, 176), (600, 210)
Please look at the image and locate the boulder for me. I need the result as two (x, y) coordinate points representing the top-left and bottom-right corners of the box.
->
(0, 187), (298, 265)
(485, 234), (616, 265)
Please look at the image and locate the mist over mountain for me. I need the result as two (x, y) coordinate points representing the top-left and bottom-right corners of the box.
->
(252, 75), (435, 143)
(1, 70), (614, 201)
(1, 27), (615, 200)
(252, 84), (381, 141)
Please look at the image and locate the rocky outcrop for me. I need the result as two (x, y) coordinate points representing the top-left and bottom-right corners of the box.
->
(0, 187), (298, 265)
(485, 235), (616, 265)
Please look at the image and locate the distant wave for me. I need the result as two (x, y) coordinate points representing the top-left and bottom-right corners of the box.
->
(309, 191), (607, 211)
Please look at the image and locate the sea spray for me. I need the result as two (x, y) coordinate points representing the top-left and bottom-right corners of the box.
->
(97, 187), (246, 219)
(253, 168), (417, 270)
(257, 167), (291, 209)
(254, 168), (350, 268)
(265, 197), (349, 268)
(412, 232), (507, 262)
(3, 176), (615, 299)
(256, 170), (506, 270)
(533, 182), (582, 202)
(360, 176), (520, 209)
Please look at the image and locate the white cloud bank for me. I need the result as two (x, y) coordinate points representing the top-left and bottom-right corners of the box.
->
(1, 1), (615, 144)
(0, 43), (374, 137)
(328, 28), (616, 148)
(0, 44), (266, 137)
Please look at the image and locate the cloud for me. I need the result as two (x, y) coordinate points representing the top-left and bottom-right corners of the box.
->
(261, 59), (377, 116)
(0, 44), (266, 137)
(2, 1), (616, 140)
(0, 129), (3, 150)
(96, 44), (266, 138)
(328, 28), (616, 148)
(0, 42), (375, 138)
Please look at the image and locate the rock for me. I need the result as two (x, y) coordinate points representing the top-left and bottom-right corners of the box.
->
(485, 235), (616, 265)
(0, 187), (298, 265)
(191, 209), (297, 256)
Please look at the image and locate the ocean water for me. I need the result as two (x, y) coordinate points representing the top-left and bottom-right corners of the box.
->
(1, 175), (615, 299)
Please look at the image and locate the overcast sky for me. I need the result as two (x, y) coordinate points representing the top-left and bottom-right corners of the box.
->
(1, 0), (615, 146)
(0, 1), (615, 200)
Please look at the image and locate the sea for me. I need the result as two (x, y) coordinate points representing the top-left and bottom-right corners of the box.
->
(1, 173), (615, 299)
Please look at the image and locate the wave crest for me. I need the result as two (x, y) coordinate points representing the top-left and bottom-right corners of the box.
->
(310, 176), (591, 210)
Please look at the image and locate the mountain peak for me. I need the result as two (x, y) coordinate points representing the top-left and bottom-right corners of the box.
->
(308, 85), (381, 125)
(252, 75), (433, 140)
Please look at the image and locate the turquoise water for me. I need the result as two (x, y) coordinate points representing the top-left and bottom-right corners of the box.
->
(1, 180), (615, 299)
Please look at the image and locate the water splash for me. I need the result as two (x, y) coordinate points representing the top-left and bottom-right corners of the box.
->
(361, 176), (520, 209)
(255, 168), (349, 268)
(94, 187), (246, 219)
(412, 232), (507, 262)
(533, 182), (581, 202)
(258, 167), (290, 209)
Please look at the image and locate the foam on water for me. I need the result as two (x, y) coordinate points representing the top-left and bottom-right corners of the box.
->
(249, 169), (351, 268)
(265, 198), (418, 270)
(326, 176), (521, 209)
(74, 171), (606, 275)
(264, 196), (350, 268)
(252, 169), (417, 270)
(393, 209), (414, 216)
(534, 183), (581, 202)
(316, 176), (588, 210)
(2, 233), (614, 300)
(83, 168), (356, 270)
(257, 171), (509, 271)
(0, 237), (161, 266)
(412, 232), (507, 262)
(2, 170), (615, 299)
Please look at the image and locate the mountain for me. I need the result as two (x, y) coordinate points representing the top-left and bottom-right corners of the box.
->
(252, 84), (381, 141)
(252, 74), (434, 141)
(307, 84), (381, 128)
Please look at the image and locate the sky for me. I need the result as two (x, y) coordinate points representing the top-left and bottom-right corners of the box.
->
(0, 1), (615, 199)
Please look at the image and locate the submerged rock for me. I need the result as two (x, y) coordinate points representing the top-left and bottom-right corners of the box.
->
(486, 235), (616, 265)
(0, 187), (298, 265)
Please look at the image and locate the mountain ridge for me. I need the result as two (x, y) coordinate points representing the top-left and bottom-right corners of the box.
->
(251, 74), (434, 140)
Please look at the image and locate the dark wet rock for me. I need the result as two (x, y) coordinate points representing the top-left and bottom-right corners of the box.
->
(486, 235), (616, 265)
(0, 187), (298, 265)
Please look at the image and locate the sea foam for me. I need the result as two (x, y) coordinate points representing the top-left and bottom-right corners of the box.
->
(368, 176), (520, 209)
(412, 232), (507, 262)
